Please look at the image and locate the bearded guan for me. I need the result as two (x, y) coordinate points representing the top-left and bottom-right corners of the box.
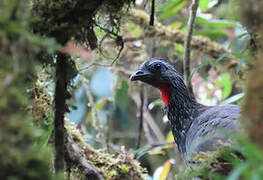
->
(130, 58), (241, 163)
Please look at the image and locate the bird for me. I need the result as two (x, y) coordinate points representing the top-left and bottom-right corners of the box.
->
(130, 57), (241, 164)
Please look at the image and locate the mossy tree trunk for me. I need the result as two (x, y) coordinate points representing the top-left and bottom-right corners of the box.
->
(0, 0), (59, 179)
(239, 0), (263, 151)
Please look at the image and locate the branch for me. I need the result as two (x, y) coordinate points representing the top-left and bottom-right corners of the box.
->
(131, 91), (166, 142)
(66, 136), (105, 180)
(65, 120), (147, 180)
(127, 9), (229, 59)
(126, 9), (244, 75)
(136, 87), (144, 149)
(183, 0), (199, 93)
(54, 52), (68, 172)
(149, 0), (155, 26)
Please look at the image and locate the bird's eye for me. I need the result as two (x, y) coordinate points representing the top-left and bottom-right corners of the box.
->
(152, 64), (161, 71)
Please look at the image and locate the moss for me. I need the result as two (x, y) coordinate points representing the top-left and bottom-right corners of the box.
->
(238, 0), (263, 51)
(65, 120), (147, 180)
(175, 146), (237, 180)
(121, 164), (130, 173)
(243, 57), (263, 151)
(0, 0), (61, 179)
(31, 0), (134, 46)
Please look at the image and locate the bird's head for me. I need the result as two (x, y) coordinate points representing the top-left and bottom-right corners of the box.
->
(130, 57), (183, 105)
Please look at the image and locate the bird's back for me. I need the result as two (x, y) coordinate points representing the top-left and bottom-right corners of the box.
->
(185, 105), (241, 159)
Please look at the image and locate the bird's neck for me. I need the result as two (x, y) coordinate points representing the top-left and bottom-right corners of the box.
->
(158, 78), (201, 155)
(158, 83), (171, 106)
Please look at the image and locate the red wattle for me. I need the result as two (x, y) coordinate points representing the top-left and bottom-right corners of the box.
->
(158, 83), (171, 106)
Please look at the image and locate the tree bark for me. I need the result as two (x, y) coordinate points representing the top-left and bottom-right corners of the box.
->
(54, 52), (68, 172)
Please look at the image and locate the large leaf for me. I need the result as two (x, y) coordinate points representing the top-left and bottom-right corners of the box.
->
(196, 16), (237, 28)
(160, 0), (187, 20)
(194, 29), (227, 40)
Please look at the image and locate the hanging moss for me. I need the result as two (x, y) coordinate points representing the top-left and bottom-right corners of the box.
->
(31, 0), (135, 46)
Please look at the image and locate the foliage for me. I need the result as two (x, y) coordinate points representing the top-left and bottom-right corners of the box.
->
(2, 0), (263, 179)
(0, 0), (61, 179)
(175, 136), (263, 180)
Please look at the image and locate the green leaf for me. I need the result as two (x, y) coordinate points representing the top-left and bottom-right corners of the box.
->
(96, 98), (108, 111)
(231, 52), (243, 59)
(236, 58), (245, 75)
(251, 169), (263, 180)
(233, 135), (263, 161)
(87, 112), (93, 123)
(133, 145), (152, 160)
(160, 0), (184, 11)
(227, 162), (249, 180)
(131, 26), (142, 36)
(39, 123), (54, 146)
(199, 0), (213, 10)
(216, 74), (232, 100)
(215, 53), (231, 63)
(174, 43), (184, 52)
(196, 16), (237, 28)
(160, 0), (187, 20)
(219, 93), (244, 106)
(148, 99), (164, 110)
(166, 131), (174, 143)
(194, 29), (227, 40)
(148, 146), (165, 155)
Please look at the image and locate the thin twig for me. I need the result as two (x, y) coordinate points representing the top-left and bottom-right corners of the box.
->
(123, 36), (144, 42)
(143, 119), (154, 143)
(131, 92), (165, 142)
(136, 87), (144, 149)
(183, 0), (199, 94)
(82, 78), (105, 139)
(134, 142), (175, 159)
(149, 0), (155, 26)
(79, 38), (124, 72)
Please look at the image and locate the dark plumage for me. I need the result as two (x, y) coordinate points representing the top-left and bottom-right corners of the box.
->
(130, 57), (241, 163)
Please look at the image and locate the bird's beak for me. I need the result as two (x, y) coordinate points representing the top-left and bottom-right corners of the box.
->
(130, 69), (152, 81)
